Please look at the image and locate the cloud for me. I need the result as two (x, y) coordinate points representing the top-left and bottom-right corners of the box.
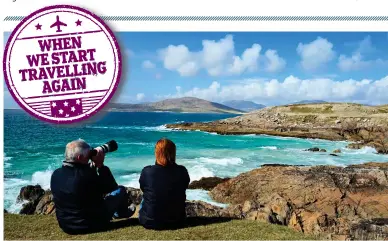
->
(142, 60), (155, 69)
(337, 52), (370, 71)
(337, 36), (386, 72)
(162, 75), (388, 106)
(356, 35), (376, 54)
(264, 50), (286, 72)
(136, 93), (145, 101)
(297, 37), (335, 71)
(158, 35), (285, 77)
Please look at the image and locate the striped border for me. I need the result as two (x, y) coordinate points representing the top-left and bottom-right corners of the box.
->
(4, 16), (388, 21)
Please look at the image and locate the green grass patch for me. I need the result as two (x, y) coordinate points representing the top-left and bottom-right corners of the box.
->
(290, 105), (333, 114)
(377, 107), (388, 113)
(4, 214), (316, 240)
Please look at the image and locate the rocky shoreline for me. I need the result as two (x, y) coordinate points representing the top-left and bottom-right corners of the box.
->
(166, 103), (388, 154)
(8, 161), (388, 240)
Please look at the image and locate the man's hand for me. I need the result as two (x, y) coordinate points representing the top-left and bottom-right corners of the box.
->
(91, 148), (105, 168)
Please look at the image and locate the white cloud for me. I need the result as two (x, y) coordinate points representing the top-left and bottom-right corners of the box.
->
(297, 37), (335, 71)
(142, 60), (155, 69)
(163, 75), (388, 106)
(356, 35), (376, 54)
(136, 93), (145, 101)
(158, 35), (285, 77)
(337, 53), (369, 71)
(264, 50), (286, 72)
(337, 36), (386, 72)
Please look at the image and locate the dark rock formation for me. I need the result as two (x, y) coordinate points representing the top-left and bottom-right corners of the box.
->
(188, 177), (230, 190)
(17, 185), (45, 202)
(17, 185), (45, 215)
(125, 187), (143, 205)
(185, 201), (228, 218)
(306, 147), (320, 152)
(350, 218), (388, 240)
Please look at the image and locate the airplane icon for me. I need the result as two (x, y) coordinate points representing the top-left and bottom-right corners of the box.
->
(50, 15), (67, 32)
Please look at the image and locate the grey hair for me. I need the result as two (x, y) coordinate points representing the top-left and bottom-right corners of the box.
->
(65, 139), (91, 162)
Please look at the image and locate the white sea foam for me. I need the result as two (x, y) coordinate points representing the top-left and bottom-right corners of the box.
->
(4, 178), (30, 213)
(142, 125), (169, 132)
(345, 146), (378, 155)
(7, 200), (29, 214)
(242, 134), (256, 137)
(4, 155), (12, 161)
(197, 157), (243, 166)
(4, 163), (12, 168)
(188, 165), (214, 181)
(323, 158), (346, 167)
(31, 170), (53, 190)
(260, 146), (278, 150)
(121, 173), (141, 188)
(186, 189), (228, 208)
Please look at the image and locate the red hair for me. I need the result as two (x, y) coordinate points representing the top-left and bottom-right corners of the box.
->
(155, 138), (176, 166)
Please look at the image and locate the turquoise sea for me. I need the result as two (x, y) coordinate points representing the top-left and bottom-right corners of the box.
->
(4, 109), (388, 213)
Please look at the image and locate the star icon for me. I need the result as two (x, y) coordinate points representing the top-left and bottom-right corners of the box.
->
(75, 19), (82, 26)
(76, 99), (81, 105)
(71, 106), (76, 112)
(52, 102), (57, 107)
(59, 109), (64, 114)
(35, 23), (42, 30)
(63, 101), (69, 107)
(65, 114), (70, 117)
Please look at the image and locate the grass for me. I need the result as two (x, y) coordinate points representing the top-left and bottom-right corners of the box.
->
(289, 105), (333, 114)
(4, 214), (316, 240)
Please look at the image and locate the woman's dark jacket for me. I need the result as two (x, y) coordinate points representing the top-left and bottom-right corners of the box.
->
(139, 163), (190, 229)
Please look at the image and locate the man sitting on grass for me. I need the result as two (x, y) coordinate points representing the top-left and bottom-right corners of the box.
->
(138, 138), (190, 230)
(50, 139), (136, 234)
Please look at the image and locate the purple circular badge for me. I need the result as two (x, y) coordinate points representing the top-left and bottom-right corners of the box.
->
(3, 5), (122, 124)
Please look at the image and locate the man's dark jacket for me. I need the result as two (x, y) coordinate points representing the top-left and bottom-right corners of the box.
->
(50, 162), (118, 234)
(139, 163), (190, 229)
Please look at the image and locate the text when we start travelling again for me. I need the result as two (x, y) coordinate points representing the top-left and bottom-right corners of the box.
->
(18, 36), (107, 94)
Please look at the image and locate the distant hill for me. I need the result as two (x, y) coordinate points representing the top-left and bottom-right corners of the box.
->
(292, 100), (327, 105)
(107, 97), (244, 114)
(222, 100), (266, 112)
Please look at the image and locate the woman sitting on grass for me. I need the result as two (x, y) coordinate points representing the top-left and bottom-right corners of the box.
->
(138, 138), (190, 230)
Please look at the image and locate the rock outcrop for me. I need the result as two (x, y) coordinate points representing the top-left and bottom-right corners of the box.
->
(17, 185), (46, 215)
(166, 103), (388, 153)
(15, 186), (231, 220)
(210, 162), (388, 239)
(188, 177), (230, 190)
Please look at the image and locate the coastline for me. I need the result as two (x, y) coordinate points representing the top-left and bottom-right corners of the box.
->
(166, 103), (388, 154)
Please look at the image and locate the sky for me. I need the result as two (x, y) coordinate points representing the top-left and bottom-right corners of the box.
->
(4, 32), (388, 108)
